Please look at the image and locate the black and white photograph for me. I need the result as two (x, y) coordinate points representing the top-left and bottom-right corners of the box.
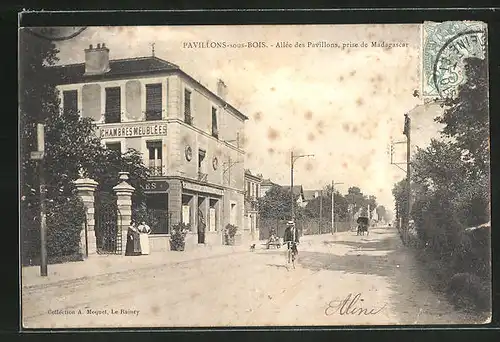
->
(19, 22), (491, 328)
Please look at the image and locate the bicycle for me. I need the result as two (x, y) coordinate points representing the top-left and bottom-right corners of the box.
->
(285, 241), (299, 269)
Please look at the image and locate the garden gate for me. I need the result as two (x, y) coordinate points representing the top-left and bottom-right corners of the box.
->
(95, 192), (122, 254)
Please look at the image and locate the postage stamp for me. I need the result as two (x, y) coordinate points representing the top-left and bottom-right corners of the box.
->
(19, 23), (491, 329)
(421, 21), (487, 99)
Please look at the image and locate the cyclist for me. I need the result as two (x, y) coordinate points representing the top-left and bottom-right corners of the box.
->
(283, 220), (299, 260)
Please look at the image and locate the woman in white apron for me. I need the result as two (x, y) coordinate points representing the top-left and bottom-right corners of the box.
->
(137, 221), (151, 255)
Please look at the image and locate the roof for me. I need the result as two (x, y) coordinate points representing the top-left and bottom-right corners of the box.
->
(48, 56), (249, 121)
(244, 169), (263, 181)
(261, 179), (276, 186)
(49, 56), (179, 83)
(283, 185), (304, 197)
(303, 190), (322, 201)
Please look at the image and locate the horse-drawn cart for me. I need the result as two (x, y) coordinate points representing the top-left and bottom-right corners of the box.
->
(357, 216), (369, 236)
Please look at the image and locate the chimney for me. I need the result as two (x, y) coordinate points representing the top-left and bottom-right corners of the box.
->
(217, 79), (228, 100)
(84, 43), (110, 76)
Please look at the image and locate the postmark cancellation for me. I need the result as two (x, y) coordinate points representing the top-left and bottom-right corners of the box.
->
(421, 21), (487, 99)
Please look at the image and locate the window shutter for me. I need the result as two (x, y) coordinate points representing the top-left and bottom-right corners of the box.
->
(146, 83), (162, 120)
(105, 87), (121, 123)
(184, 89), (192, 124)
(63, 90), (78, 115)
(212, 107), (218, 138)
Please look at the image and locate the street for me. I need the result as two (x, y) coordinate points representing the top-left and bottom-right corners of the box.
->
(22, 226), (480, 328)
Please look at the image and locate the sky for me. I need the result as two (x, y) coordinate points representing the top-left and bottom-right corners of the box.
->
(53, 25), (446, 210)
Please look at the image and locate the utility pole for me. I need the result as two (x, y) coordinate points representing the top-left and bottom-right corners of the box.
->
(404, 114), (412, 246)
(290, 151), (294, 223)
(331, 181), (344, 234)
(290, 151), (314, 242)
(30, 123), (47, 276)
(389, 112), (412, 245)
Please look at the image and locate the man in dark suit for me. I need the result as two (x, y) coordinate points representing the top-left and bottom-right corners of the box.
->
(283, 220), (299, 255)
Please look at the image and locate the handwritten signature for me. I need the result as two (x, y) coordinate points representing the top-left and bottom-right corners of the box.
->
(325, 293), (387, 316)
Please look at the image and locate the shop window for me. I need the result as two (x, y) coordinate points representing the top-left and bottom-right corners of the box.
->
(145, 83), (162, 121)
(147, 141), (163, 176)
(105, 87), (121, 123)
(63, 90), (78, 115)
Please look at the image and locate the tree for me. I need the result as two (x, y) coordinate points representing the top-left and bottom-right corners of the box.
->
(375, 205), (387, 222)
(19, 29), (61, 202)
(305, 190), (348, 220)
(346, 186), (365, 216)
(258, 185), (304, 220)
(436, 57), (489, 176)
(366, 195), (378, 219)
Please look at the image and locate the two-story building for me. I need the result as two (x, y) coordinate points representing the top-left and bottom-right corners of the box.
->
(52, 43), (248, 247)
(244, 170), (262, 241)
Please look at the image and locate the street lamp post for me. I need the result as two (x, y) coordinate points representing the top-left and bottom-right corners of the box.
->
(290, 151), (314, 241)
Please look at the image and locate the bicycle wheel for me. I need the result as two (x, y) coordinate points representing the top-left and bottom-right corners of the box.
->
(291, 250), (296, 269)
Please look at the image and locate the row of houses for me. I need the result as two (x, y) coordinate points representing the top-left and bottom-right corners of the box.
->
(51, 42), (321, 248)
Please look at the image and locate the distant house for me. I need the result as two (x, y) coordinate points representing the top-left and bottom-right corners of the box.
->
(244, 170), (263, 240)
(260, 180), (307, 207)
(260, 178), (277, 197)
(283, 185), (307, 207)
(303, 190), (322, 206)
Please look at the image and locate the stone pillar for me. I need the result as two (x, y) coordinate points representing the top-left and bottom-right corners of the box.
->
(113, 172), (135, 255)
(73, 178), (98, 257)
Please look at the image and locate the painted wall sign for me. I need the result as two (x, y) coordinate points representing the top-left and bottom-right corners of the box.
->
(142, 180), (169, 192)
(182, 181), (224, 196)
(99, 124), (167, 138)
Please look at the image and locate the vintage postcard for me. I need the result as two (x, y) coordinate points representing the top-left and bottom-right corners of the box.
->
(19, 23), (491, 329)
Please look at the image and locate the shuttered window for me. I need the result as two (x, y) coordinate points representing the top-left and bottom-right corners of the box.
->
(105, 87), (121, 123)
(212, 106), (218, 138)
(63, 90), (78, 115)
(145, 83), (162, 121)
(184, 89), (192, 124)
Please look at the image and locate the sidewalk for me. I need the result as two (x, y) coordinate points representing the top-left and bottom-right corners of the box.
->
(21, 234), (336, 289)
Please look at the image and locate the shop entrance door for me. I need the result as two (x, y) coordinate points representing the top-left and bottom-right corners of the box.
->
(197, 197), (206, 244)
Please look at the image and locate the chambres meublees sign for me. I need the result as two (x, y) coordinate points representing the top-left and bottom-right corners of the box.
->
(98, 124), (167, 138)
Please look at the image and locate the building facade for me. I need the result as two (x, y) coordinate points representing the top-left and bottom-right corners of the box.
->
(52, 43), (248, 247)
(244, 170), (262, 241)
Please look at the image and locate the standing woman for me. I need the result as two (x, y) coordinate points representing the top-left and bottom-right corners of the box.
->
(126, 221), (141, 256)
(138, 221), (152, 255)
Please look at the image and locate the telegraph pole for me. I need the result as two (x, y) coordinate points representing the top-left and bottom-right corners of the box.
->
(290, 151), (294, 223)
(404, 114), (412, 246)
(290, 151), (314, 241)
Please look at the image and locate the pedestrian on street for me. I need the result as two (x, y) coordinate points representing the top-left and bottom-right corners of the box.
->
(137, 221), (152, 255)
(125, 221), (142, 256)
(283, 220), (300, 255)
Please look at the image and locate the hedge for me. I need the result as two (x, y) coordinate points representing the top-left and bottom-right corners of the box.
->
(21, 194), (86, 265)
